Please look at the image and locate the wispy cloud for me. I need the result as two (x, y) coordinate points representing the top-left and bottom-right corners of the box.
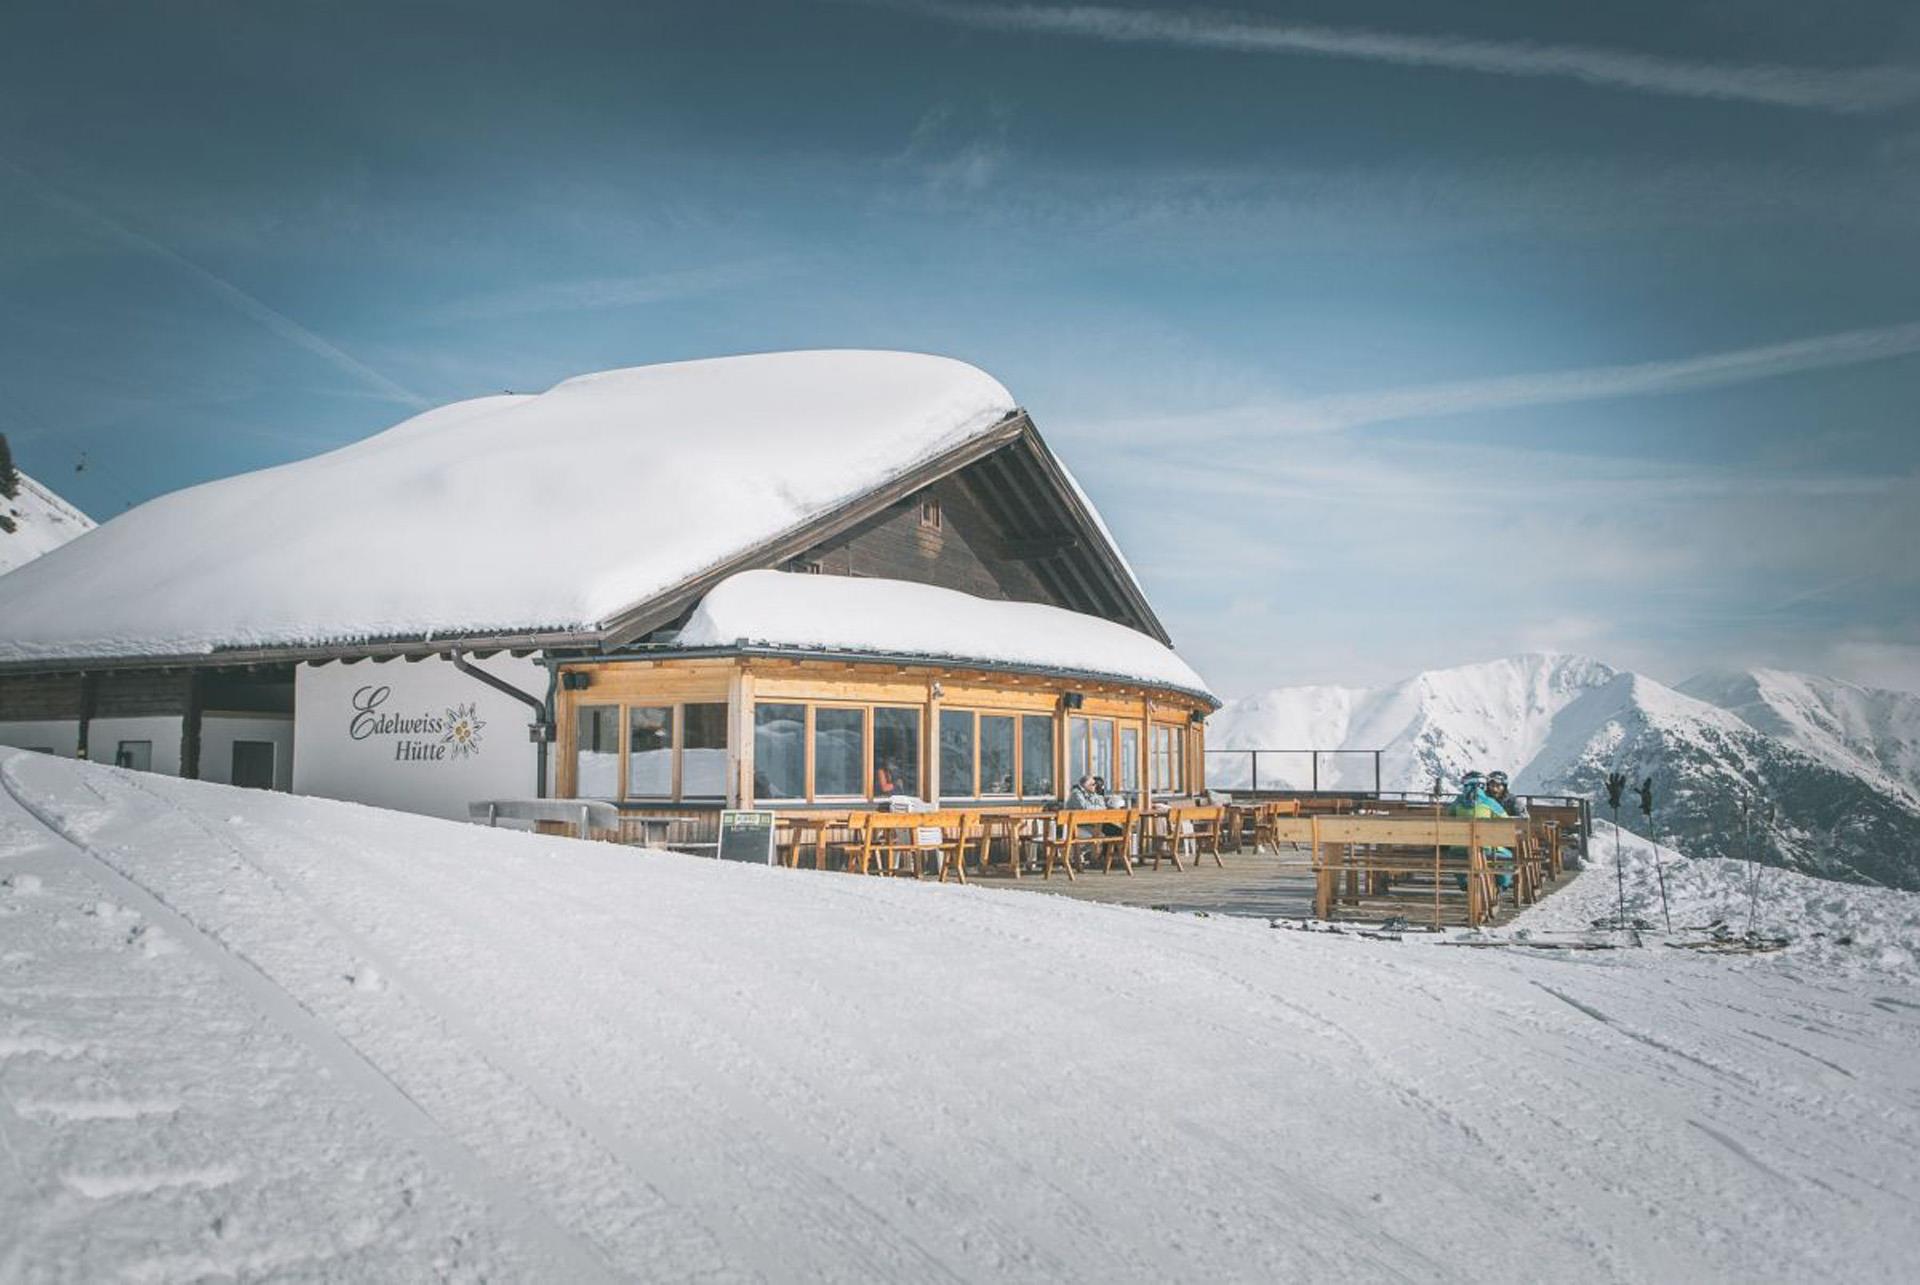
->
(1099, 319), (1920, 444)
(0, 157), (425, 409)
(423, 257), (798, 323)
(872, 2), (1920, 113)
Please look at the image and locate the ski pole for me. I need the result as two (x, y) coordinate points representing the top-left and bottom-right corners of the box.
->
(1742, 793), (1759, 938)
(1640, 775), (1670, 933)
(1605, 770), (1629, 930)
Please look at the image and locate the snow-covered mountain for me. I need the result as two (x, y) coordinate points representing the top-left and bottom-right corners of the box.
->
(0, 469), (93, 576)
(1209, 654), (1920, 890)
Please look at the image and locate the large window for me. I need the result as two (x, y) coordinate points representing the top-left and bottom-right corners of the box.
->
(1151, 724), (1186, 794)
(627, 706), (673, 798)
(1068, 717), (1115, 790)
(872, 707), (920, 798)
(980, 715), (1016, 795)
(754, 703), (807, 800)
(576, 705), (621, 799)
(939, 708), (975, 798)
(814, 706), (866, 798)
(1119, 725), (1140, 794)
(1021, 715), (1054, 798)
(682, 704), (728, 798)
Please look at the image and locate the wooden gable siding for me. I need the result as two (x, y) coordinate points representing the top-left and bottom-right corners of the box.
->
(0, 671), (85, 720)
(785, 476), (1055, 605)
(0, 669), (195, 720)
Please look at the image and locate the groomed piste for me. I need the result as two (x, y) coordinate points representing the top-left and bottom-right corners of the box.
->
(4, 747), (1918, 1282)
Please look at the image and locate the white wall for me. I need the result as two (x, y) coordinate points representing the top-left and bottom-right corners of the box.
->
(200, 713), (295, 791)
(89, 715), (183, 775)
(294, 654), (549, 820)
(0, 720), (79, 757)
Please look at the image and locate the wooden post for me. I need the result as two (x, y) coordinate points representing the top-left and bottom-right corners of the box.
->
(179, 668), (204, 780)
(727, 665), (756, 808)
(1139, 696), (1153, 805)
(924, 677), (942, 806)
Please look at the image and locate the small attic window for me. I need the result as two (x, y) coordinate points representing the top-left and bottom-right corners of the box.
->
(919, 498), (942, 530)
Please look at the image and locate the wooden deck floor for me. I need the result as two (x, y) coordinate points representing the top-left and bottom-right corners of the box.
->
(969, 845), (1566, 926)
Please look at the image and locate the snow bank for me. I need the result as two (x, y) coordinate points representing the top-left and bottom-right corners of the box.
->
(6, 749), (1920, 1280)
(1517, 821), (1920, 980)
(0, 351), (1018, 661)
(680, 569), (1213, 698)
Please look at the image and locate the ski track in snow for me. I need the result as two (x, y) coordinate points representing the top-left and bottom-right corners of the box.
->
(4, 749), (1920, 1281)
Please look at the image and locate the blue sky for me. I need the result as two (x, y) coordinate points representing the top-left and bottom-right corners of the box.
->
(3, 1), (1917, 695)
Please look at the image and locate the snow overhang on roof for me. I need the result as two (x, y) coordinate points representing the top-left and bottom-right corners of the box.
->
(0, 351), (1031, 665)
(678, 571), (1216, 704)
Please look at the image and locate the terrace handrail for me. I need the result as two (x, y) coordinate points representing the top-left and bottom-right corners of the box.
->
(1203, 747), (1385, 794)
(469, 798), (621, 840)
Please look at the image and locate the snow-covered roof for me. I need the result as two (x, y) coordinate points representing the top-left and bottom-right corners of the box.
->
(0, 471), (94, 577)
(0, 351), (1023, 663)
(679, 570), (1214, 701)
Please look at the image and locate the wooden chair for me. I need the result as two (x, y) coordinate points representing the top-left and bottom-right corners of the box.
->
(1040, 809), (1136, 879)
(847, 811), (976, 883)
(1159, 805), (1226, 870)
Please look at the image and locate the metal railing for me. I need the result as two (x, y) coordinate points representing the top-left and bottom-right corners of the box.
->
(1203, 748), (1383, 794)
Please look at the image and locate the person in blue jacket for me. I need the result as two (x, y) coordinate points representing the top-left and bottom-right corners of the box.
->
(1449, 771), (1514, 892)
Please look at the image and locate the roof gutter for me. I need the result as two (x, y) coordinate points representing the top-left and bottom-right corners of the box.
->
(449, 647), (554, 798)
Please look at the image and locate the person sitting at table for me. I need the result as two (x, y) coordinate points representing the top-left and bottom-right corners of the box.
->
(874, 760), (901, 797)
(1068, 774), (1103, 809)
(1485, 770), (1527, 818)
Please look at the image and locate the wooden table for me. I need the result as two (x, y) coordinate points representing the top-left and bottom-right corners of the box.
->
(973, 812), (1048, 878)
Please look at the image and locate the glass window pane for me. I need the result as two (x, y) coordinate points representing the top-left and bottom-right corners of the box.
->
(1021, 715), (1054, 798)
(681, 703), (728, 798)
(232, 740), (275, 789)
(115, 740), (152, 771)
(753, 703), (806, 800)
(1068, 716), (1089, 785)
(626, 706), (674, 797)
(1172, 726), (1185, 792)
(814, 707), (865, 797)
(979, 715), (1015, 795)
(939, 709), (974, 798)
(1119, 726), (1140, 793)
(872, 707), (920, 798)
(575, 704), (620, 799)
(1091, 719), (1115, 791)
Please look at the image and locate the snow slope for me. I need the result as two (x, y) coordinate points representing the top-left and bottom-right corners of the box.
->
(1210, 656), (1920, 891)
(5, 748), (1920, 1281)
(681, 570), (1212, 698)
(0, 351), (1021, 661)
(0, 470), (93, 576)
(1681, 669), (1920, 811)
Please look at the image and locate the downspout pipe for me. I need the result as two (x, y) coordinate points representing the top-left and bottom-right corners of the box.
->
(449, 648), (552, 799)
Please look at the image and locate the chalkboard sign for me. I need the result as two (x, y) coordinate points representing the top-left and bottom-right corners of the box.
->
(718, 810), (778, 865)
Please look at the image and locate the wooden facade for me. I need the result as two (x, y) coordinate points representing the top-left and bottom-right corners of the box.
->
(552, 654), (1210, 813)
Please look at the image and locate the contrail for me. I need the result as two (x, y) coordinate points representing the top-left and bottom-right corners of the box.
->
(875, 2), (1920, 113)
(1, 158), (426, 408)
(1112, 320), (1920, 442)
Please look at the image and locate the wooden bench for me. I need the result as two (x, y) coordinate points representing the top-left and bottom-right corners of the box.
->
(846, 810), (978, 883)
(1306, 815), (1538, 927)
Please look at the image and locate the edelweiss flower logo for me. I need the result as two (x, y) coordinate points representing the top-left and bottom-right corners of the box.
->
(441, 702), (486, 758)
